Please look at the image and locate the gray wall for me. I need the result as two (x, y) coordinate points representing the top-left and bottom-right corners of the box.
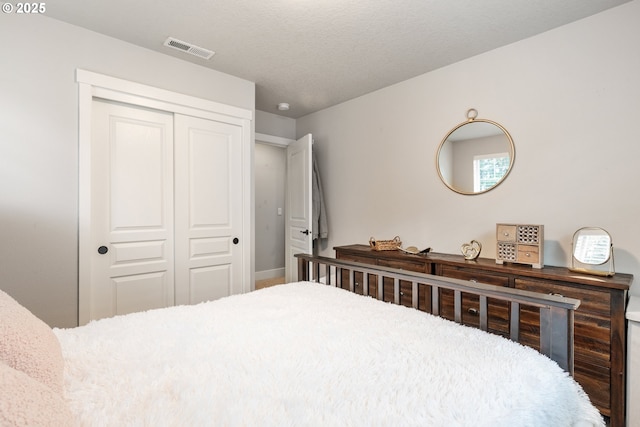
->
(0, 15), (255, 327)
(256, 110), (296, 139)
(254, 143), (286, 277)
(297, 1), (640, 295)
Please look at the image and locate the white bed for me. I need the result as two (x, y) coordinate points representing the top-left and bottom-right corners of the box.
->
(0, 259), (604, 426)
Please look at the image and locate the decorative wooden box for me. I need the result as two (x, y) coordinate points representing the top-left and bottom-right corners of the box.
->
(496, 223), (544, 268)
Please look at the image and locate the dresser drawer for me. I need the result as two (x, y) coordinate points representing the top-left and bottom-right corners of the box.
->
(377, 258), (426, 307)
(575, 361), (611, 414)
(438, 266), (510, 335)
(517, 245), (539, 264)
(496, 224), (517, 242)
(440, 266), (510, 286)
(514, 278), (610, 317)
(518, 308), (611, 367)
(377, 258), (426, 273)
(336, 253), (376, 265)
(336, 252), (378, 296)
(514, 278), (612, 414)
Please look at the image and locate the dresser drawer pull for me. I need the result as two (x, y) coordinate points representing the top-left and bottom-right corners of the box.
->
(468, 308), (479, 316)
(548, 292), (564, 298)
(400, 291), (405, 297)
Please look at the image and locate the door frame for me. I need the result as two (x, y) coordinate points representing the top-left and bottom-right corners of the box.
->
(254, 133), (313, 284)
(77, 69), (253, 325)
(255, 133), (294, 285)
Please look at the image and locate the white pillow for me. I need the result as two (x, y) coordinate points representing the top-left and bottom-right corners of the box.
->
(0, 362), (73, 427)
(0, 289), (64, 393)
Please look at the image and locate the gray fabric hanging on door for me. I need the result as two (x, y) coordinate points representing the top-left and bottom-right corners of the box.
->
(312, 152), (328, 240)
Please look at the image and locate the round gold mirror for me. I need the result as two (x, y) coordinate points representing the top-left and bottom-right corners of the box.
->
(436, 109), (515, 195)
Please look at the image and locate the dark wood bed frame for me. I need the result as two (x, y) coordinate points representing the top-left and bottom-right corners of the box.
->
(296, 253), (581, 374)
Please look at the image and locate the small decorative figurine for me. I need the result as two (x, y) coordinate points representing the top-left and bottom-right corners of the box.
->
(398, 246), (431, 255)
(461, 240), (482, 260)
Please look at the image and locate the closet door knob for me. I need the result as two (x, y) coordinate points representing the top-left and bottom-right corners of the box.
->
(97, 246), (108, 254)
(233, 238), (239, 245)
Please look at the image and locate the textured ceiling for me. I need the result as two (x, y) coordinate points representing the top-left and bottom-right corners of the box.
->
(46, 0), (630, 118)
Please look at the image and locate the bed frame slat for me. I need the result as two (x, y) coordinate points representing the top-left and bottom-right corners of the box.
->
(431, 285), (440, 316)
(349, 270), (355, 292)
(296, 254), (580, 374)
(454, 290), (462, 323)
(539, 306), (573, 373)
(479, 295), (488, 331)
(394, 278), (400, 304)
(363, 273), (369, 296)
(510, 302), (520, 342)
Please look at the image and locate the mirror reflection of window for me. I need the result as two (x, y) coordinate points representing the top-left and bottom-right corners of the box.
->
(473, 152), (510, 192)
(437, 119), (514, 195)
(570, 227), (615, 276)
(574, 234), (611, 264)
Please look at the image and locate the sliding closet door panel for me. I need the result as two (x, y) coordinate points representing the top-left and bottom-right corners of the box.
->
(112, 272), (169, 314)
(90, 100), (175, 320)
(189, 265), (232, 303)
(174, 114), (243, 305)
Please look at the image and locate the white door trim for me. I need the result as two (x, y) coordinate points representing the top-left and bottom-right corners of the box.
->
(255, 132), (295, 148)
(77, 69), (253, 325)
(76, 69), (252, 121)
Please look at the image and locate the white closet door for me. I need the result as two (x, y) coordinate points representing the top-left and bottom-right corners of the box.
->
(174, 114), (244, 305)
(89, 100), (175, 320)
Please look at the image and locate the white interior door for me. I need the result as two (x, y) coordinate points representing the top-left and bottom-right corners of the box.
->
(285, 134), (313, 282)
(89, 100), (175, 320)
(174, 114), (244, 305)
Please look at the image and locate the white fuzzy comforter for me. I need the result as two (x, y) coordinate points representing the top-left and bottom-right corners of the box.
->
(54, 282), (603, 427)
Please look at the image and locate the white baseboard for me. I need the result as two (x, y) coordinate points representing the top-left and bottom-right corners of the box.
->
(255, 268), (285, 281)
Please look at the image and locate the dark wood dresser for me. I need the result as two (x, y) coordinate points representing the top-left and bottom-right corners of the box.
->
(334, 244), (632, 427)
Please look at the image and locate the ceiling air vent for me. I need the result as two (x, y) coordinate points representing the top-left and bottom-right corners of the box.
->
(163, 37), (215, 60)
